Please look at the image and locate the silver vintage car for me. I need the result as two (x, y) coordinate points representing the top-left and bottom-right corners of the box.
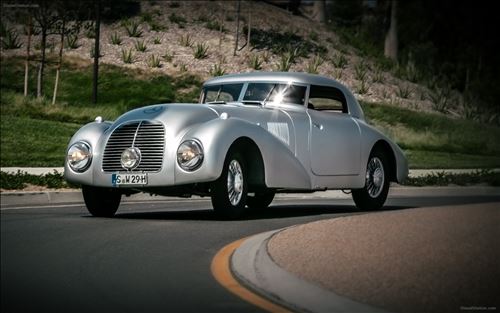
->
(65, 72), (408, 218)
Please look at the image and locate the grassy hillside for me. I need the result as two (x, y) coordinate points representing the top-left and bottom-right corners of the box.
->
(1, 58), (499, 169)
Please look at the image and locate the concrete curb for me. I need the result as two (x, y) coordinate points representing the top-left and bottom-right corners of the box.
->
(2, 167), (499, 176)
(231, 229), (388, 313)
(2, 186), (500, 207)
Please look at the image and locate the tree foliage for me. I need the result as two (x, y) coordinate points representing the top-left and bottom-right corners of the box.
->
(326, 0), (500, 111)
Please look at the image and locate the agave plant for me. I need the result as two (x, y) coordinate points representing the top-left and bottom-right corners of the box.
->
(193, 43), (209, 59)
(147, 54), (161, 68)
(121, 48), (135, 64)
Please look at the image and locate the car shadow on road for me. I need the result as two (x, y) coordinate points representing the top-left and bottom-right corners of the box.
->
(112, 204), (414, 221)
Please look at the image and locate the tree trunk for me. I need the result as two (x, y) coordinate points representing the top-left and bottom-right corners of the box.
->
(53, 19), (65, 105)
(218, 5), (225, 55)
(233, 0), (241, 56)
(37, 29), (47, 98)
(312, 0), (326, 23)
(246, 1), (251, 51)
(92, 0), (100, 104)
(384, 0), (398, 61)
(24, 15), (32, 97)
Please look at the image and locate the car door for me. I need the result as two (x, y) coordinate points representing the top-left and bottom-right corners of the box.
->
(307, 85), (361, 176)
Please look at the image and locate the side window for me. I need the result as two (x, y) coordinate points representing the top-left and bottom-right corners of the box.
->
(308, 85), (348, 113)
(203, 84), (243, 103)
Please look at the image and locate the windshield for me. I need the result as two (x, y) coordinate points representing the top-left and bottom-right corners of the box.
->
(243, 83), (306, 105)
(202, 83), (243, 103)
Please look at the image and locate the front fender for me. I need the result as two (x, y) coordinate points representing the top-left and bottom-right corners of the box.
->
(174, 117), (311, 189)
(63, 121), (112, 185)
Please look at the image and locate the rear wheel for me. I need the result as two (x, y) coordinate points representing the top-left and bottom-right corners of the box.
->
(247, 190), (275, 209)
(82, 185), (121, 217)
(352, 149), (390, 210)
(211, 151), (248, 219)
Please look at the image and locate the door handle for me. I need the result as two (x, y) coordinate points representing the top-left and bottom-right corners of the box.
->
(313, 123), (323, 130)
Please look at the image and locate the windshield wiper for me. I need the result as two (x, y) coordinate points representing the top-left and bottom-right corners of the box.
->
(207, 100), (226, 104)
(262, 84), (277, 106)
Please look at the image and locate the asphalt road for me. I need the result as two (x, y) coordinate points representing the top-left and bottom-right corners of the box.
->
(2, 195), (499, 313)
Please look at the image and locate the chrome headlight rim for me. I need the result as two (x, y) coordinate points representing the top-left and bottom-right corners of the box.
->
(177, 139), (204, 171)
(121, 147), (142, 170)
(67, 141), (92, 173)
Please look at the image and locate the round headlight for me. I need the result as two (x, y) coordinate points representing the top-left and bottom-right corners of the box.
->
(121, 147), (141, 170)
(177, 140), (204, 171)
(67, 141), (92, 172)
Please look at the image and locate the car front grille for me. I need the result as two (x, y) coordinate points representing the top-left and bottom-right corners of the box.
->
(102, 121), (165, 172)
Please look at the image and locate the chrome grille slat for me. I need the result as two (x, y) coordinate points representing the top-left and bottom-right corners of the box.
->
(102, 121), (165, 172)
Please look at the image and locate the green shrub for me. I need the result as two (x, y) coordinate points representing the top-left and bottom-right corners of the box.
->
(193, 43), (209, 59)
(372, 67), (384, 83)
(178, 63), (187, 72)
(357, 80), (369, 94)
(306, 54), (323, 74)
(134, 39), (147, 52)
(331, 53), (348, 69)
(1, 28), (22, 49)
(209, 63), (226, 77)
(0, 171), (79, 190)
(249, 28), (326, 57)
(163, 49), (173, 62)
(169, 13), (187, 26)
(396, 84), (413, 99)
(84, 23), (96, 39)
(179, 34), (192, 47)
(123, 19), (143, 37)
(428, 87), (451, 113)
(248, 54), (262, 70)
(140, 12), (153, 23)
(149, 20), (166, 32)
(65, 34), (79, 49)
(121, 48), (135, 63)
(403, 170), (500, 187)
(109, 32), (122, 45)
(354, 61), (369, 81)
(147, 54), (161, 68)
(206, 20), (225, 32)
(275, 51), (296, 71)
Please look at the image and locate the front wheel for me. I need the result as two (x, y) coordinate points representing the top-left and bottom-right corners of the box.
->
(82, 185), (121, 217)
(211, 152), (248, 219)
(246, 190), (275, 209)
(352, 150), (390, 210)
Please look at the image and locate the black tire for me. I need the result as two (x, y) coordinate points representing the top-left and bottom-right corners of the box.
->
(247, 190), (275, 209)
(82, 185), (121, 217)
(211, 151), (248, 219)
(352, 149), (390, 210)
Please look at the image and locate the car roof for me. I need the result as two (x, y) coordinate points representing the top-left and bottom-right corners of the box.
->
(203, 71), (365, 120)
(204, 72), (346, 89)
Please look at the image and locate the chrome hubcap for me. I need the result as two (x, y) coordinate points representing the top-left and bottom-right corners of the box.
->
(366, 157), (384, 198)
(227, 159), (244, 206)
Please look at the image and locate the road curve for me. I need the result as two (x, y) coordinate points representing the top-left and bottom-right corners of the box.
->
(2, 195), (499, 312)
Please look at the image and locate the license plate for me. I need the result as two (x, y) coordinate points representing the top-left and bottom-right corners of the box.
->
(112, 173), (148, 186)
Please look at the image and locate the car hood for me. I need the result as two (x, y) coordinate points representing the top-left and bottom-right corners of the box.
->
(110, 103), (219, 136)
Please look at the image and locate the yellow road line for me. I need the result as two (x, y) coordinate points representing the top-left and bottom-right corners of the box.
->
(211, 238), (292, 313)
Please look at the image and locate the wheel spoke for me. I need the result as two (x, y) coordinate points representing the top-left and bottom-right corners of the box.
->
(365, 157), (384, 198)
(226, 159), (244, 206)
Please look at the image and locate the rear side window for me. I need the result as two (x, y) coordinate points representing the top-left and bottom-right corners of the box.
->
(308, 85), (348, 113)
